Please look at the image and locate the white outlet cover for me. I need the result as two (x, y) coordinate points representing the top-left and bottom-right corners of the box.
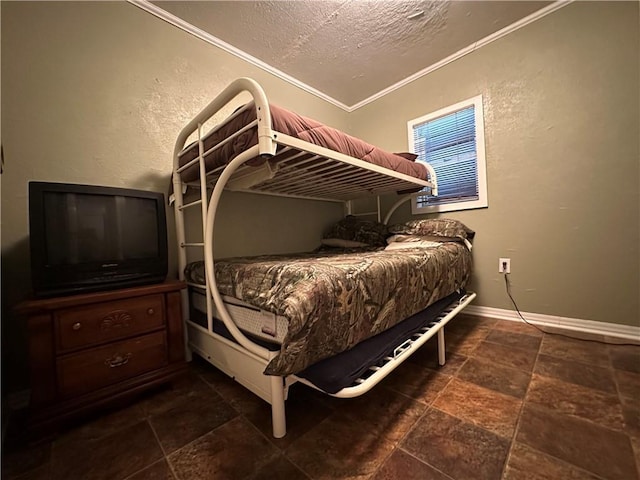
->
(499, 258), (511, 273)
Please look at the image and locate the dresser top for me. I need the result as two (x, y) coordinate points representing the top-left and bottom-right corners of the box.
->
(15, 279), (186, 314)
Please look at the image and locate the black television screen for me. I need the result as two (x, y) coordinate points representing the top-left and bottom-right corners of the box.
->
(29, 182), (168, 297)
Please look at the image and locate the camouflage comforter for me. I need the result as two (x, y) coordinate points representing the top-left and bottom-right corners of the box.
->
(185, 243), (472, 376)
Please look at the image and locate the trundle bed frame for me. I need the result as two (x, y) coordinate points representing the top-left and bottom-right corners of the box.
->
(172, 77), (476, 438)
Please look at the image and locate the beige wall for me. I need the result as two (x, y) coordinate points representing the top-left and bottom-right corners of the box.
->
(349, 1), (639, 327)
(0, 1), (346, 389)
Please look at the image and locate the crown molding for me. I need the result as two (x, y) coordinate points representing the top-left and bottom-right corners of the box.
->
(127, 0), (351, 111)
(349, 1), (572, 111)
(129, 0), (572, 113)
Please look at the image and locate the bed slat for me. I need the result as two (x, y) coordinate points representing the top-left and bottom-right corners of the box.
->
(201, 132), (434, 201)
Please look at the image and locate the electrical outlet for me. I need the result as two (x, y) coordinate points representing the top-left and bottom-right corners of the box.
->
(499, 258), (511, 274)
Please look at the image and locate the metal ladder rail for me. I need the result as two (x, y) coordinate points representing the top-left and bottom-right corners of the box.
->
(174, 123), (214, 334)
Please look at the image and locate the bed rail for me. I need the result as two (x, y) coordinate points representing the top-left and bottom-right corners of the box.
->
(172, 77), (276, 166)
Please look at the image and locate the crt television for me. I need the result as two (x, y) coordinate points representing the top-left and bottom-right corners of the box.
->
(28, 181), (168, 297)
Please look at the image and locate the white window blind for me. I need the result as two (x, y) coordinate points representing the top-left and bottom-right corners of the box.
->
(408, 95), (487, 214)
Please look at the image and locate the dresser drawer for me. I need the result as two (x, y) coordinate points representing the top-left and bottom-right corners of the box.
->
(57, 331), (168, 398)
(55, 294), (165, 351)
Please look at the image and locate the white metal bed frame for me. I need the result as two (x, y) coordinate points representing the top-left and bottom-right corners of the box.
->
(172, 77), (476, 438)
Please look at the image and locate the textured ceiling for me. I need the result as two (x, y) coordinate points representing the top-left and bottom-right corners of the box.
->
(149, 0), (553, 108)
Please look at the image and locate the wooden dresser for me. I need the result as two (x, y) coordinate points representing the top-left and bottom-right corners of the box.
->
(16, 280), (188, 433)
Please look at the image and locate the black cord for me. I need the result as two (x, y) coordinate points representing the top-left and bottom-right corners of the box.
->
(503, 273), (639, 347)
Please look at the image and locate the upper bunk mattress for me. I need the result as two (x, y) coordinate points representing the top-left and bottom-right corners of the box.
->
(184, 242), (471, 376)
(177, 102), (428, 184)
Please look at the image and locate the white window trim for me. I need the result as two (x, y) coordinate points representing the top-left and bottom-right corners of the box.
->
(408, 95), (488, 215)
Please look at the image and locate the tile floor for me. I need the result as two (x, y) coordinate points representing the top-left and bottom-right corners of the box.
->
(2, 314), (639, 480)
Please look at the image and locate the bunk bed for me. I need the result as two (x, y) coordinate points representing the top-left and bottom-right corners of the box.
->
(172, 77), (476, 438)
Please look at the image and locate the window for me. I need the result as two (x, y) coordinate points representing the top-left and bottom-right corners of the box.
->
(408, 95), (487, 214)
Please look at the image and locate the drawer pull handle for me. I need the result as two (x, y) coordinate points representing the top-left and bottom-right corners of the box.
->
(105, 353), (132, 368)
(72, 322), (82, 331)
(147, 308), (155, 315)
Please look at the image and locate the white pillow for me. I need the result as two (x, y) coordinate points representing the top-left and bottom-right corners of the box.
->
(384, 240), (440, 251)
(386, 233), (472, 251)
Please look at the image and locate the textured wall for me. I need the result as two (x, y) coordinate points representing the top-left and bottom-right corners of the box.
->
(349, 1), (639, 327)
(0, 1), (346, 389)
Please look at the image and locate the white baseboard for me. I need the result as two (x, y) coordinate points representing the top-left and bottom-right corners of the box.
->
(465, 305), (640, 342)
